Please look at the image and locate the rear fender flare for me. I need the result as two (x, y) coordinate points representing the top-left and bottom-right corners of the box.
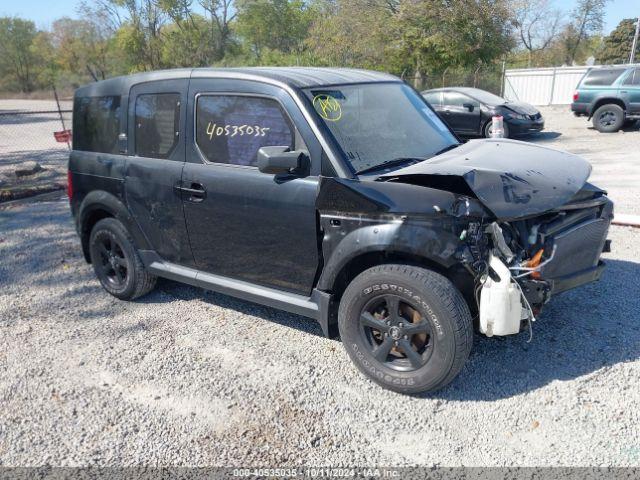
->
(588, 96), (628, 119)
(78, 190), (150, 262)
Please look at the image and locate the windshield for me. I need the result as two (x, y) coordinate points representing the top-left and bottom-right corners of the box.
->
(460, 88), (505, 105)
(305, 83), (458, 174)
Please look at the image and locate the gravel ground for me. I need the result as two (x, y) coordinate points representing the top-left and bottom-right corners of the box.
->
(1, 196), (639, 467)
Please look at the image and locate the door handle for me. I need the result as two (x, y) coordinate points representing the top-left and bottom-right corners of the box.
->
(175, 183), (206, 201)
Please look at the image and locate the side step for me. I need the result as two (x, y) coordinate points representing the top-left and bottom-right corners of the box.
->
(140, 251), (334, 336)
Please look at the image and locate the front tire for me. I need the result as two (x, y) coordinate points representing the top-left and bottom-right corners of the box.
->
(592, 104), (624, 133)
(338, 264), (473, 394)
(89, 218), (157, 300)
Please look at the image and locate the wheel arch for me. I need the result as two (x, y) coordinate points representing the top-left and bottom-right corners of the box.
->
(589, 97), (627, 119)
(78, 190), (150, 263)
(318, 247), (475, 325)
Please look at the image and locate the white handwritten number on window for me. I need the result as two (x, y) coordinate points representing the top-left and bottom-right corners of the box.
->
(206, 122), (271, 139)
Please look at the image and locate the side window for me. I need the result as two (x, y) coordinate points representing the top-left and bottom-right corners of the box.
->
(443, 92), (478, 108)
(195, 95), (293, 167)
(423, 92), (441, 106)
(135, 93), (180, 159)
(582, 69), (625, 86)
(623, 68), (640, 86)
(73, 96), (121, 154)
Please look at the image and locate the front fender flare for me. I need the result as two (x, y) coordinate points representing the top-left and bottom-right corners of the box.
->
(316, 217), (462, 292)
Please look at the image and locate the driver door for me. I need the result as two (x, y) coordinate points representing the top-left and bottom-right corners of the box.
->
(441, 91), (481, 134)
(181, 79), (322, 295)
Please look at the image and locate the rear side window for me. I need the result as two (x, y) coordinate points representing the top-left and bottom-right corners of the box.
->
(423, 91), (441, 106)
(73, 96), (121, 153)
(134, 93), (180, 159)
(443, 91), (479, 107)
(623, 68), (640, 86)
(195, 95), (293, 167)
(582, 69), (625, 86)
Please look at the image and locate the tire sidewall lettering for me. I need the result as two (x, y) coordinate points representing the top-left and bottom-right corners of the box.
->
(361, 283), (445, 337)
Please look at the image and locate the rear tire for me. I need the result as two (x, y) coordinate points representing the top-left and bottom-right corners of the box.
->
(89, 218), (157, 300)
(592, 104), (624, 133)
(338, 264), (473, 394)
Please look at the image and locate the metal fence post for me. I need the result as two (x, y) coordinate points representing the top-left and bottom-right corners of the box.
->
(53, 85), (71, 150)
(549, 68), (557, 106)
(500, 60), (506, 98)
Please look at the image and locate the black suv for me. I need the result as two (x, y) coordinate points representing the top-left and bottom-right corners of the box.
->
(70, 68), (613, 394)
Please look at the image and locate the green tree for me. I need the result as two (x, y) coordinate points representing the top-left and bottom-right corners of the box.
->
(512, 0), (563, 67)
(305, 0), (396, 70)
(0, 17), (40, 92)
(199, 0), (236, 61)
(562, 0), (608, 64)
(398, 0), (513, 82)
(236, 0), (314, 60)
(82, 0), (168, 72)
(599, 18), (640, 64)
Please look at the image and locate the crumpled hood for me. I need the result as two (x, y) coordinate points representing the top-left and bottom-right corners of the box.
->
(503, 102), (539, 116)
(380, 138), (592, 219)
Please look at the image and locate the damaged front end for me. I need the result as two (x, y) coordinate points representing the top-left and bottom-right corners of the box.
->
(321, 138), (613, 339)
(457, 187), (613, 337)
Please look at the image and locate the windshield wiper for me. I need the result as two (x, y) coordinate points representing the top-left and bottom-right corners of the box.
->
(355, 157), (424, 175)
(430, 143), (460, 157)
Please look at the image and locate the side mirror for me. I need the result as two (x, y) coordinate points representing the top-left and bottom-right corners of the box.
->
(463, 103), (475, 112)
(257, 146), (308, 175)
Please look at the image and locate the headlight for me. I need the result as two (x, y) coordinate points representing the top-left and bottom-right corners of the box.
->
(507, 112), (528, 120)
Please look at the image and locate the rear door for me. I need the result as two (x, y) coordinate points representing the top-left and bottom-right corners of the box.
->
(441, 91), (481, 134)
(620, 67), (640, 115)
(124, 79), (193, 266)
(181, 78), (322, 295)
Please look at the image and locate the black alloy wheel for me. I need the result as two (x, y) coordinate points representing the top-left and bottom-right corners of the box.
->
(95, 234), (129, 289)
(360, 294), (433, 371)
(88, 217), (157, 300)
(338, 264), (473, 394)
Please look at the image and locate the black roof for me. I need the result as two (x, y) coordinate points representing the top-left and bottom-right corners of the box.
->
(75, 67), (400, 97)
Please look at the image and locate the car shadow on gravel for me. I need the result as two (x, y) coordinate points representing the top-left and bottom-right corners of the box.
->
(433, 258), (640, 401)
(144, 278), (327, 338)
(521, 131), (562, 143)
(145, 259), (640, 401)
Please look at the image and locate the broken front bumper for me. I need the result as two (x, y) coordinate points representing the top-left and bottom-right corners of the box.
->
(526, 197), (613, 300)
(541, 216), (611, 294)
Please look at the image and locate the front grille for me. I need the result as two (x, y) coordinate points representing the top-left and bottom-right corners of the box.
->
(540, 218), (609, 279)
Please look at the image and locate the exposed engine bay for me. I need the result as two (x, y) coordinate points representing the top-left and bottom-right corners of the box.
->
(457, 186), (613, 338)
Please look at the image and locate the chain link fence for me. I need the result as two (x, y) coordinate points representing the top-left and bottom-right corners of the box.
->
(0, 97), (72, 201)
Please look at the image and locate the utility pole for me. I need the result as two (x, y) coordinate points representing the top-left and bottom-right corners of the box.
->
(631, 16), (640, 64)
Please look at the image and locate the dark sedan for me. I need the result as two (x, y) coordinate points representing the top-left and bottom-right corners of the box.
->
(422, 87), (544, 138)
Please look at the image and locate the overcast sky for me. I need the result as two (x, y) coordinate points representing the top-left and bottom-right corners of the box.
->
(2, 0), (638, 34)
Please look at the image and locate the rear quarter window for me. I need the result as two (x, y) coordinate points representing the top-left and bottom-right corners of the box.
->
(581, 69), (626, 87)
(73, 96), (121, 154)
(623, 68), (640, 86)
(134, 93), (180, 159)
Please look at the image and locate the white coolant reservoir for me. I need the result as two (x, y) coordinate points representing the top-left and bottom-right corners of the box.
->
(479, 254), (526, 336)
